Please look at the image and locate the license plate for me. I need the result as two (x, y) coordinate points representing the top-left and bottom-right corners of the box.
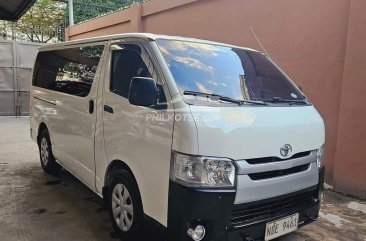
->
(265, 213), (299, 240)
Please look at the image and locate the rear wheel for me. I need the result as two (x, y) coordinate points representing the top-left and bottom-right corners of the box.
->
(108, 169), (144, 239)
(38, 129), (61, 175)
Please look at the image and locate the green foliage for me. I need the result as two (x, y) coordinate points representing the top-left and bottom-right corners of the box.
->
(79, 45), (104, 60)
(0, 0), (66, 43)
(17, 0), (66, 42)
(71, 0), (146, 24)
(0, 21), (15, 40)
(0, 0), (147, 43)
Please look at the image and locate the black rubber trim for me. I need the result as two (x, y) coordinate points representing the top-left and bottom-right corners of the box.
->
(248, 164), (310, 180)
(104, 105), (114, 113)
(318, 166), (325, 191)
(144, 214), (168, 240)
(102, 186), (108, 209)
(33, 96), (56, 105)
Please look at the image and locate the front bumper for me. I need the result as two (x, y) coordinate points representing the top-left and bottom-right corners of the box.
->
(229, 199), (320, 241)
(167, 167), (325, 241)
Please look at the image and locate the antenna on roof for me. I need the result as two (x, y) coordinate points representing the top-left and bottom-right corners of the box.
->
(250, 26), (272, 59)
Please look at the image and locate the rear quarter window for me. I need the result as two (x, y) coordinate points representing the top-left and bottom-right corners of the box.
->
(32, 45), (104, 97)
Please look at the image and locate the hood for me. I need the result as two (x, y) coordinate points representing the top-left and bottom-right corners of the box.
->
(189, 105), (325, 160)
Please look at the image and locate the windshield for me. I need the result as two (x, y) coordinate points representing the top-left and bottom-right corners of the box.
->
(157, 39), (306, 103)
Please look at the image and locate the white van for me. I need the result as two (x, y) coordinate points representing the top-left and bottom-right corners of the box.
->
(30, 33), (325, 241)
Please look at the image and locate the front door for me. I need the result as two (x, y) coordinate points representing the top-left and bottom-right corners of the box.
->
(102, 41), (174, 226)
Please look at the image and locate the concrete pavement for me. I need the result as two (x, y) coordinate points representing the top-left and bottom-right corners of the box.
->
(0, 117), (365, 241)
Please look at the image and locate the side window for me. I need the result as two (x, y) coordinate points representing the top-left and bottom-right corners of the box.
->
(110, 45), (153, 97)
(33, 45), (104, 97)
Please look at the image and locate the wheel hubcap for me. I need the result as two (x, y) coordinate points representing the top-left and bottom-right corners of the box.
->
(112, 184), (134, 232)
(40, 138), (49, 166)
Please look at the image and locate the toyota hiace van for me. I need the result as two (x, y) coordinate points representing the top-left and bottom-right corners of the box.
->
(30, 33), (325, 241)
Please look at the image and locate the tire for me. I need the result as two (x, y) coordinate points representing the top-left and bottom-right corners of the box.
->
(38, 129), (61, 175)
(108, 169), (144, 240)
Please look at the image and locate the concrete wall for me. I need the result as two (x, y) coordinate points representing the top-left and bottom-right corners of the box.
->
(66, 0), (366, 198)
(333, 0), (366, 197)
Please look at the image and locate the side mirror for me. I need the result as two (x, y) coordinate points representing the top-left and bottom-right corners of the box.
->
(128, 77), (158, 107)
(298, 85), (303, 91)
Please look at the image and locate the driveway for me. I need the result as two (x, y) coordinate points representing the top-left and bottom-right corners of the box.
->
(0, 117), (365, 241)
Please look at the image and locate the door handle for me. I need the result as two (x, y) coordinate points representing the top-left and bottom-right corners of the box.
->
(104, 105), (113, 113)
(89, 100), (94, 114)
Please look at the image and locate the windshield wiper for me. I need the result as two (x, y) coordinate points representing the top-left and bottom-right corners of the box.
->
(262, 97), (309, 105)
(183, 91), (268, 106)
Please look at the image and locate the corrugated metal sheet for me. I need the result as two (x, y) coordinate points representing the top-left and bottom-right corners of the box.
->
(0, 0), (36, 21)
(0, 40), (42, 116)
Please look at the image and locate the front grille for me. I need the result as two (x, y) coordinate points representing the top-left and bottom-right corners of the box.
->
(246, 151), (311, 165)
(230, 188), (318, 227)
(248, 164), (310, 180)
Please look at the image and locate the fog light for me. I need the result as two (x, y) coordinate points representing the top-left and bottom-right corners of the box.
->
(187, 225), (206, 241)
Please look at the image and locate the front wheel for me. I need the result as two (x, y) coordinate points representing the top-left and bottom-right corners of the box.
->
(38, 129), (61, 175)
(108, 169), (144, 239)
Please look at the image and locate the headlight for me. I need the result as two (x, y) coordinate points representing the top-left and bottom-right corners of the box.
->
(316, 145), (325, 169)
(170, 152), (236, 188)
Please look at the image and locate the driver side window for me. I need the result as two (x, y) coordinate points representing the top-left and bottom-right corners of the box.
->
(110, 44), (152, 97)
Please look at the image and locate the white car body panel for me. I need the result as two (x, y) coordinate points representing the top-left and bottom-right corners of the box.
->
(188, 105), (325, 159)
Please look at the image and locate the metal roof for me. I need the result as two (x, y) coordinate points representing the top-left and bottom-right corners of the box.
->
(0, 0), (36, 21)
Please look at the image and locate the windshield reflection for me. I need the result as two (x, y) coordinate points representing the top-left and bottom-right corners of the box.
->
(157, 39), (305, 103)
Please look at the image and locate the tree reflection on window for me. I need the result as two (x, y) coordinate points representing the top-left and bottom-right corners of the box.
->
(53, 45), (104, 97)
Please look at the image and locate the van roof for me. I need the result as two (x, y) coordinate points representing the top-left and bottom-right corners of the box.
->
(39, 33), (258, 52)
